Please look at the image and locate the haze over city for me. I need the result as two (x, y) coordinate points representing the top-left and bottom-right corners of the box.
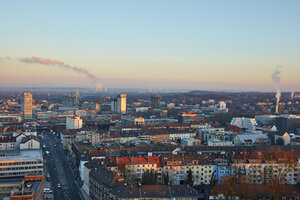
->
(2, 1), (300, 200)
(1, 1), (299, 91)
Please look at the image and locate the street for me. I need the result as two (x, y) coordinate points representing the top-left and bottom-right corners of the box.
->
(42, 130), (83, 200)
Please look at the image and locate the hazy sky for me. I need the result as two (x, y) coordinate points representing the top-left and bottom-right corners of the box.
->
(0, 0), (299, 91)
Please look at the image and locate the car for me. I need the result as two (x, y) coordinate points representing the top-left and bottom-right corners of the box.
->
(57, 183), (61, 189)
(46, 174), (51, 181)
(44, 188), (52, 194)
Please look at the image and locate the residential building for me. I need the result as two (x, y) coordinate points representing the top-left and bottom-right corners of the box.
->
(19, 138), (40, 150)
(0, 135), (16, 150)
(66, 116), (82, 129)
(275, 132), (291, 145)
(161, 154), (215, 185)
(233, 132), (271, 146)
(231, 151), (299, 185)
(89, 165), (200, 200)
(231, 117), (258, 131)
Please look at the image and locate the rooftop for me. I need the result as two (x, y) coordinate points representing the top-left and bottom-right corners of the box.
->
(0, 149), (42, 162)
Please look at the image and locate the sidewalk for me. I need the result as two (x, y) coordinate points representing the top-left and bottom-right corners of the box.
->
(80, 187), (92, 200)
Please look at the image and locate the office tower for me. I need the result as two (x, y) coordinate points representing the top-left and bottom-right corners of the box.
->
(21, 91), (33, 119)
(151, 94), (161, 108)
(118, 94), (127, 114)
(111, 94), (127, 114)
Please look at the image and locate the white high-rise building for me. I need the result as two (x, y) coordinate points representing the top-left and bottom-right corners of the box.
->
(66, 116), (83, 129)
(111, 94), (127, 114)
(21, 91), (33, 119)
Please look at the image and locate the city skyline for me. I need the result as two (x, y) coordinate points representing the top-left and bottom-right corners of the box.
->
(1, 1), (299, 91)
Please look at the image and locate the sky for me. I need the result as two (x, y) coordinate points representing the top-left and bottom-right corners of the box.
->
(0, 0), (299, 92)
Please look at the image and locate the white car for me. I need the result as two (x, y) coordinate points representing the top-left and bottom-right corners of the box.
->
(57, 183), (61, 188)
(44, 188), (52, 194)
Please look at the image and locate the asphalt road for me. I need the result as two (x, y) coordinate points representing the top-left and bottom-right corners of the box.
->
(42, 131), (83, 200)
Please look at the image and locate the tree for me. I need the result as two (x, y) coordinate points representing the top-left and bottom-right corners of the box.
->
(212, 113), (234, 126)
(268, 177), (286, 200)
(177, 138), (181, 144)
(210, 172), (217, 186)
(125, 170), (137, 185)
(185, 168), (193, 186)
(163, 172), (170, 185)
(239, 175), (254, 199)
(276, 137), (284, 145)
(142, 170), (157, 185)
(216, 176), (237, 200)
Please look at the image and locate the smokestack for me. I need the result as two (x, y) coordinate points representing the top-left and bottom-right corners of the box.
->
(18, 56), (101, 88)
(272, 66), (281, 114)
(95, 82), (103, 93)
(291, 91), (294, 113)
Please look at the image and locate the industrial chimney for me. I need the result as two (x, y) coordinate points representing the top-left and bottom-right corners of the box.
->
(275, 102), (279, 114)
(291, 92), (294, 113)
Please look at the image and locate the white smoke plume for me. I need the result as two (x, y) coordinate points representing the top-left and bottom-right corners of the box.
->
(271, 66), (281, 104)
(19, 56), (101, 86)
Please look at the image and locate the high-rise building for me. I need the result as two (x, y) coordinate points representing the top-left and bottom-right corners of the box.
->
(118, 94), (127, 114)
(111, 98), (118, 113)
(151, 94), (161, 108)
(111, 94), (127, 114)
(21, 91), (33, 119)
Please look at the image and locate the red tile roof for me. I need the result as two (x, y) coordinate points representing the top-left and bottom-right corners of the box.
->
(116, 156), (161, 168)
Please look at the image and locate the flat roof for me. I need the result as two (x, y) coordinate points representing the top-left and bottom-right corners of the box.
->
(0, 149), (42, 162)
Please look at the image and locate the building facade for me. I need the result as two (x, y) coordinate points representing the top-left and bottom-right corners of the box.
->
(66, 116), (83, 129)
(21, 91), (33, 120)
